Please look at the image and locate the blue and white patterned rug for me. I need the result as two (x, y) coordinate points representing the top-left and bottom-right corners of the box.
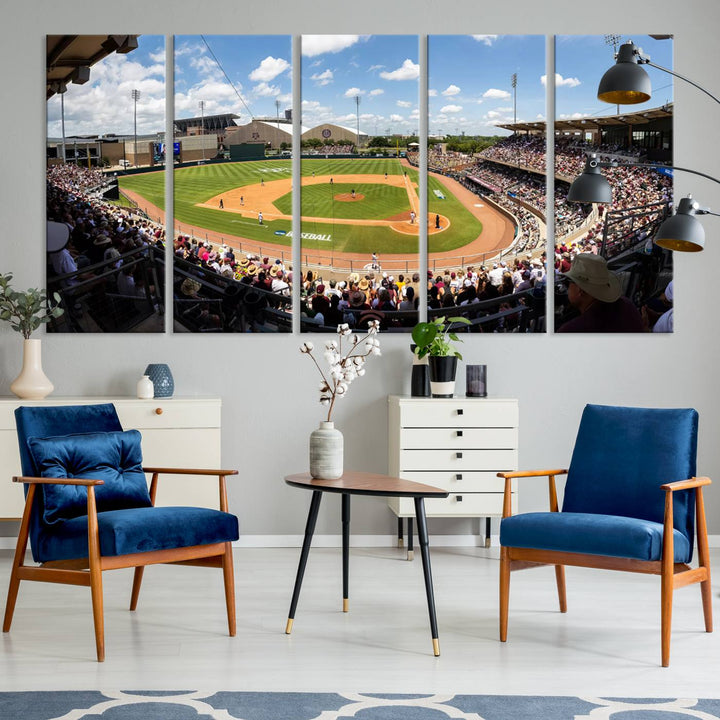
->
(2, 692), (720, 720)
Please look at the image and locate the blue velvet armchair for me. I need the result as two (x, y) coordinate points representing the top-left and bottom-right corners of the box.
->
(3, 403), (239, 661)
(498, 404), (712, 667)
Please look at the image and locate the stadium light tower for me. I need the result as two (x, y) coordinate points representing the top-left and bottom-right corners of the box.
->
(131, 89), (141, 166)
(198, 100), (206, 161)
(603, 35), (622, 114)
(355, 95), (361, 148)
(511, 73), (517, 126)
(275, 99), (281, 130)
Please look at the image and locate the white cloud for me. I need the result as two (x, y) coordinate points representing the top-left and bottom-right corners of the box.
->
(311, 69), (334, 86)
(496, 106), (513, 112)
(542, 73), (581, 88)
(472, 35), (499, 46)
(249, 56), (290, 82)
(368, 64), (385, 72)
(390, 113), (404, 122)
(380, 59), (419, 81)
(485, 110), (502, 120)
(442, 84), (461, 97)
(483, 88), (511, 99)
(369, 88), (384, 96)
(302, 35), (362, 57)
(252, 82), (280, 97)
(344, 87), (365, 98)
(428, 89), (438, 97)
(149, 50), (165, 64)
(396, 100), (412, 108)
(440, 104), (462, 113)
(189, 55), (218, 78)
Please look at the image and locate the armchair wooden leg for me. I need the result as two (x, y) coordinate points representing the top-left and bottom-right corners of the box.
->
(130, 567), (144, 611)
(4, 485), (35, 634)
(555, 565), (567, 613)
(499, 546), (510, 642)
(87, 489), (105, 662)
(222, 542), (236, 637)
(660, 567), (672, 668)
(696, 488), (713, 633)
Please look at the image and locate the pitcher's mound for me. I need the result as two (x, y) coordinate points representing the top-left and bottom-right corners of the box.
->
(335, 193), (364, 202)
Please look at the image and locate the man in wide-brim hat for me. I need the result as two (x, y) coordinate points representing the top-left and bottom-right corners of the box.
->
(557, 253), (643, 333)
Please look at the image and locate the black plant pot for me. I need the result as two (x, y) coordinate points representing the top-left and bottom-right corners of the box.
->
(428, 355), (458, 398)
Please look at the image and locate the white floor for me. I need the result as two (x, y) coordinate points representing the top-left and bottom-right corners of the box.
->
(0, 545), (718, 697)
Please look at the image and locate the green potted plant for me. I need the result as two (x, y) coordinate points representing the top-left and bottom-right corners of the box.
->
(0, 273), (64, 399)
(411, 315), (471, 397)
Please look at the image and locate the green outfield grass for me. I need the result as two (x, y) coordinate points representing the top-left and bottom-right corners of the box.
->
(118, 159), (487, 254)
(274, 183), (410, 220)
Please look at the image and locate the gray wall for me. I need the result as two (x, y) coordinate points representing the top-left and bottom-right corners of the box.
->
(2, 0), (719, 538)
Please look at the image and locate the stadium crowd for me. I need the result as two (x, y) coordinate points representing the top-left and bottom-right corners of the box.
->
(46, 164), (166, 287)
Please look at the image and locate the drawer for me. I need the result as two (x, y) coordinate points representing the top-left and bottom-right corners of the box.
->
(395, 398), (518, 429)
(114, 399), (221, 430)
(398, 470), (506, 493)
(401, 427), (517, 449)
(399, 448), (517, 472)
(390, 492), (513, 517)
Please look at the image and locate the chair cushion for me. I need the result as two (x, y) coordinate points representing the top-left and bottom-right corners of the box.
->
(34, 506), (240, 563)
(28, 430), (152, 525)
(500, 512), (692, 563)
(562, 405), (698, 548)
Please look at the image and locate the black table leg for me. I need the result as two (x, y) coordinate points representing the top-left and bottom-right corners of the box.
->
(414, 496), (440, 656)
(286, 490), (323, 634)
(342, 493), (350, 612)
(407, 517), (414, 561)
(397, 517), (404, 548)
(485, 517), (492, 548)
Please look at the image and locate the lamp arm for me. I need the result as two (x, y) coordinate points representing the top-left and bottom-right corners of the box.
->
(600, 161), (720, 187)
(643, 60), (720, 106)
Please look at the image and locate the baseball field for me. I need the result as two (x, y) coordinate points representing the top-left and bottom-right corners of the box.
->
(118, 157), (502, 259)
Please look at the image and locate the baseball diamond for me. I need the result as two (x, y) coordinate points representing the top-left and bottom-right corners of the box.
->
(119, 157), (517, 272)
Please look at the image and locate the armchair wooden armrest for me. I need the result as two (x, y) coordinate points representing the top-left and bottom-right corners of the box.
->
(13, 476), (104, 486)
(497, 469), (569, 518)
(142, 467), (238, 476)
(142, 468), (238, 512)
(661, 476), (712, 492)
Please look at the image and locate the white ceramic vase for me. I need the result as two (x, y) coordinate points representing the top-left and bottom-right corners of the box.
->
(10, 338), (54, 400)
(309, 421), (344, 480)
(136, 374), (154, 399)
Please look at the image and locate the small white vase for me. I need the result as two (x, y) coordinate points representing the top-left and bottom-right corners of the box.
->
(136, 374), (154, 399)
(10, 338), (54, 400)
(309, 421), (344, 480)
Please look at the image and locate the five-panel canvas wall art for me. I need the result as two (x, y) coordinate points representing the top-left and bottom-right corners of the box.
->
(45, 34), (675, 334)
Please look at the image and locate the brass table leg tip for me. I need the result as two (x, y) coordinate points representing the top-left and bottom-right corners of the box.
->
(343, 598), (349, 613)
(432, 638), (440, 656)
(285, 618), (294, 634)
(407, 550), (414, 561)
(398, 539), (404, 548)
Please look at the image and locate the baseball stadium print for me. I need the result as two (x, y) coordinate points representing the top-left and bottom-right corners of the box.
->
(46, 35), (166, 333)
(426, 35), (546, 332)
(167, 35), (293, 333)
(554, 35), (674, 333)
(299, 35), (421, 333)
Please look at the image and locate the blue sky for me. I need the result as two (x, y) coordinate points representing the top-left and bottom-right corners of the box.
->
(174, 35), (292, 122)
(47, 35), (165, 138)
(555, 35), (674, 119)
(301, 35), (419, 135)
(429, 35), (546, 137)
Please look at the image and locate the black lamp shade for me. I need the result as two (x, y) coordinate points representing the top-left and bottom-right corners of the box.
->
(567, 157), (613, 204)
(654, 196), (706, 252)
(597, 42), (652, 105)
(654, 214), (706, 252)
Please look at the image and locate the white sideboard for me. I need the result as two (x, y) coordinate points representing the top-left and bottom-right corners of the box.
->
(388, 395), (519, 547)
(0, 396), (222, 519)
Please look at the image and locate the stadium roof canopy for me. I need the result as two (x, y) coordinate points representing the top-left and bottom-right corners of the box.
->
(47, 35), (140, 99)
(496, 104), (673, 134)
(174, 114), (240, 133)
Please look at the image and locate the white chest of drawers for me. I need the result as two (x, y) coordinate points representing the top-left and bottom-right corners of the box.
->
(0, 396), (222, 519)
(388, 395), (519, 544)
